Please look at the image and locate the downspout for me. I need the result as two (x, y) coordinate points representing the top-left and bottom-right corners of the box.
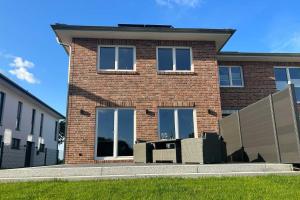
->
(56, 37), (72, 164)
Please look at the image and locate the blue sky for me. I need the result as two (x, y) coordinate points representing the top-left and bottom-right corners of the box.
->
(0, 0), (300, 115)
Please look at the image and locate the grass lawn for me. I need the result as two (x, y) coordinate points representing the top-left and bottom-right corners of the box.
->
(0, 176), (299, 200)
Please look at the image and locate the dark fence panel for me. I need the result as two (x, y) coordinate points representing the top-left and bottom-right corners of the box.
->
(272, 85), (300, 163)
(219, 112), (243, 162)
(220, 85), (300, 163)
(239, 97), (279, 163)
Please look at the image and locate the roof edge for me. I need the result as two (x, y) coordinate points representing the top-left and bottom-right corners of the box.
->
(51, 23), (236, 34)
(218, 51), (300, 57)
(217, 51), (300, 62)
(0, 73), (65, 119)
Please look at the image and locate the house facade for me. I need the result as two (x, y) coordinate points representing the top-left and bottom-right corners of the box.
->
(0, 73), (64, 168)
(52, 24), (300, 164)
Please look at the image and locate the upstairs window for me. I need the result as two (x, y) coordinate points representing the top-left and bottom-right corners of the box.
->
(274, 67), (300, 102)
(0, 91), (5, 125)
(39, 113), (44, 137)
(16, 101), (23, 130)
(157, 47), (192, 71)
(54, 121), (58, 141)
(219, 66), (244, 87)
(30, 109), (36, 135)
(98, 46), (135, 71)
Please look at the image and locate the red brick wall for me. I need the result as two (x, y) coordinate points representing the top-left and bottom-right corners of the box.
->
(65, 38), (221, 164)
(219, 61), (300, 110)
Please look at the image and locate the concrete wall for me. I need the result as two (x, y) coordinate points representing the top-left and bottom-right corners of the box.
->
(0, 80), (61, 168)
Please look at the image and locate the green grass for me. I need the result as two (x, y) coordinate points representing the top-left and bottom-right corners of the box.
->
(0, 176), (300, 200)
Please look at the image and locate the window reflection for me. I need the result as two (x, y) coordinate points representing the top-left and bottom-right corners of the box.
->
(118, 109), (134, 156)
(97, 109), (114, 157)
(99, 47), (115, 70)
(118, 47), (134, 70)
(219, 67), (230, 86)
(159, 109), (175, 139)
(178, 109), (194, 139)
(158, 48), (173, 70)
(159, 109), (195, 140)
(176, 49), (191, 70)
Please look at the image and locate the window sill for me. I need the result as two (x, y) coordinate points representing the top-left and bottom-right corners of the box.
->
(157, 71), (196, 75)
(95, 156), (133, 161)
(97, 71), (138, 75)
(220, 86), (244, 88)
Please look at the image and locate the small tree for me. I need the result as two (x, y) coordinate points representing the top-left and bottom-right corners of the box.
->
(58, 120), (66, 144)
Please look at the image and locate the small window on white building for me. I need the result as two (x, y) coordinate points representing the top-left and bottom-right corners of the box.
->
(11, 138), (20, 149)
(0, 91), (5, 125)
(15, 101), (23, 130)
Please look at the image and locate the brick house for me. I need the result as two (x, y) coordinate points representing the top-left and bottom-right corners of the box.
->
(52, 24), (300, 164)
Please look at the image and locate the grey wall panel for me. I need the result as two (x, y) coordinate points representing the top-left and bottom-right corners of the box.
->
(1, 146), (26, 168)
(46, 148), (58, 165)
(239, 97), (279, 163)
(33, 151), (46, 167)
(272, 86), (300, 163)
(219, 112), (243, 161)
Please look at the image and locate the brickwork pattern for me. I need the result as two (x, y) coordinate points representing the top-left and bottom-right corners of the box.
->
(219, 61), (300, 110)
(65, 39), (222, 164)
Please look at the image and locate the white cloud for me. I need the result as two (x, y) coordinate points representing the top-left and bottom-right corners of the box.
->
(270, 32), (300, 52)
(8, 57), (40, 84)
(9, 57), (34, 68)
(155, 0), (201, 8)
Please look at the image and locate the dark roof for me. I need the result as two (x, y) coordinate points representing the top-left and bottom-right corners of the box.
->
(0, 73), (65, 119)
(217, 51), (300, 62)
(51, 23), (236, 34)
(117, 24), (174, 28)
(218, 51), (300, 57)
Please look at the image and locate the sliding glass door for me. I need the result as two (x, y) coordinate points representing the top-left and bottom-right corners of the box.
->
(158, 108), (196, 140)
(96, 108), (135, 159)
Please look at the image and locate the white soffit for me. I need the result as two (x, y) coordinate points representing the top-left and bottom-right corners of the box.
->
(54, 29), (232, 53)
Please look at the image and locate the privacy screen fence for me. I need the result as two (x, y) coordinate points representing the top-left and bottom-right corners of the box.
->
(219, 84), (300, 163)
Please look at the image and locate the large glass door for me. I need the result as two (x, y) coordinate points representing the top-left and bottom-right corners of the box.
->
(158, 108), (196, 140)
(96, 108), (135, 159)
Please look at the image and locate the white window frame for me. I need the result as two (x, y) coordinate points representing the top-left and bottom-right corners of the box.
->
(94, 108), (136, 160)
(274, 66), (300, 103)
(156, 47), (193, 72)
(274, 66), (300, 85)
(157, 108), (198, 140)
(97, 45), (136, 72)
(219, 66), (244, 88)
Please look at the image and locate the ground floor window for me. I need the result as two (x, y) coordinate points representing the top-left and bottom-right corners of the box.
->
(158, 108), (196, 139)
(95, 108), (135, 158)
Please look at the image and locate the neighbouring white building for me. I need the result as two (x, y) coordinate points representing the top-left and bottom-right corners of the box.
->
(0, 73), (64, 169)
